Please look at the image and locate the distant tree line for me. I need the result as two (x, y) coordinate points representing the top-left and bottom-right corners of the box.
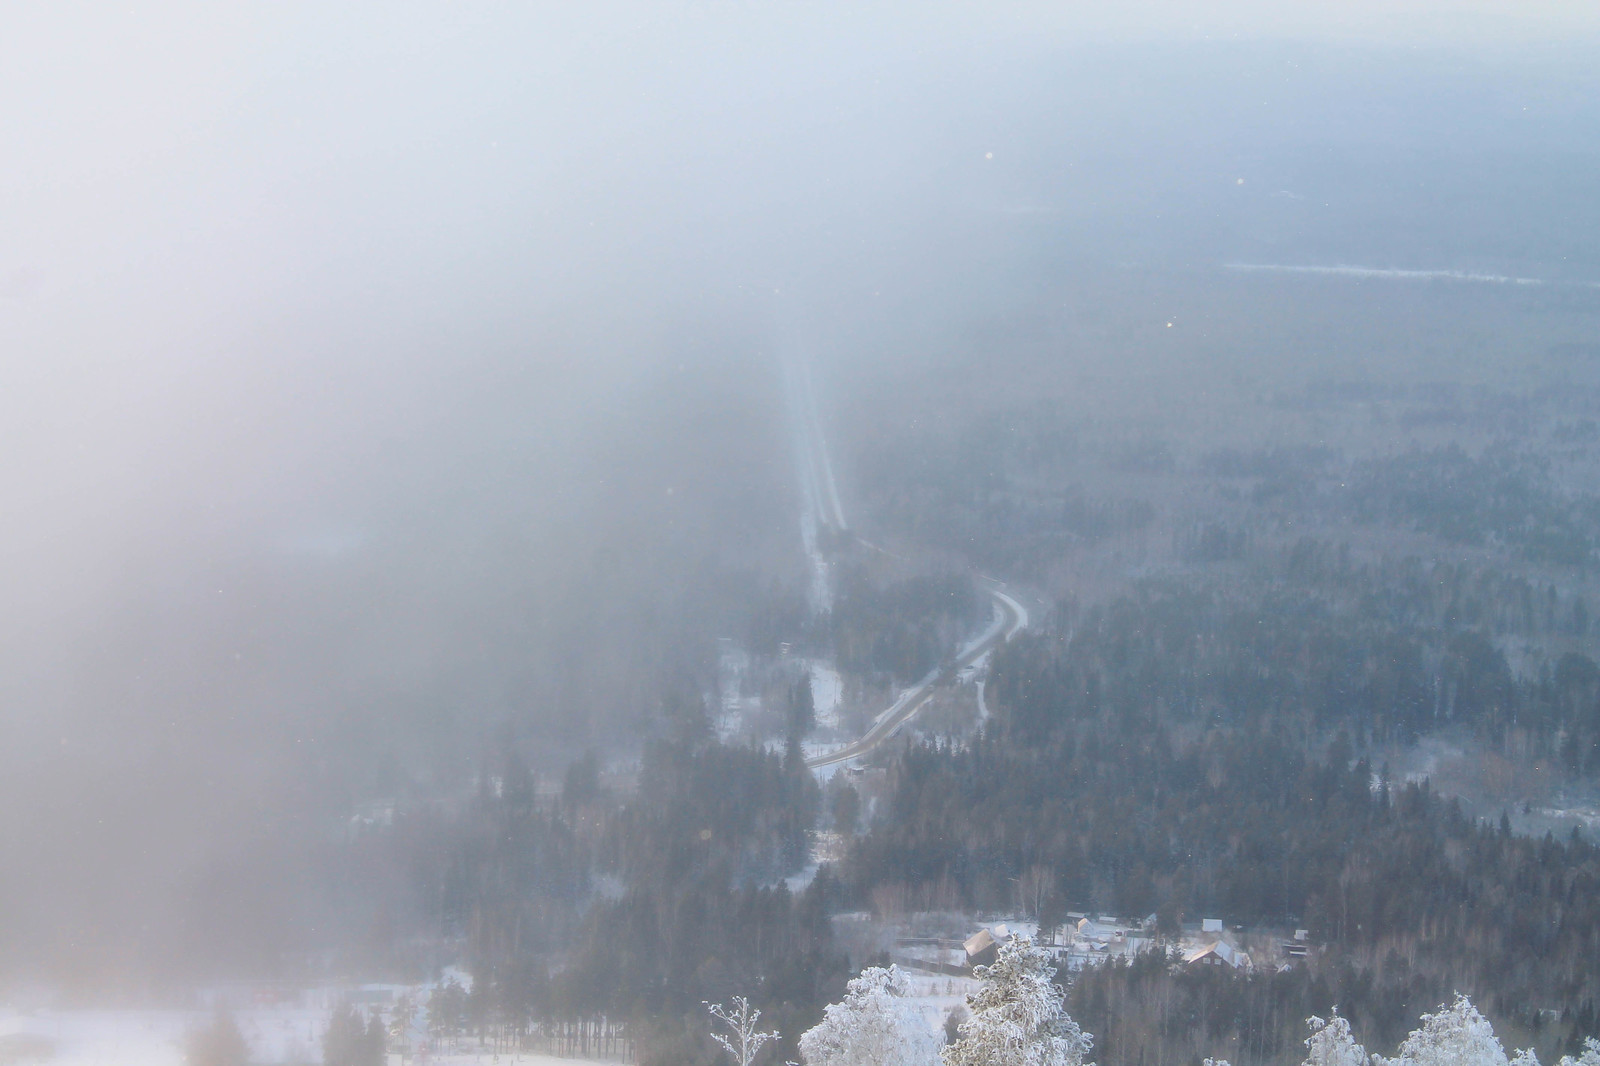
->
(999, 572), (1598, 765)
(829, 568), (985, 686)
(417, 737), (841, 1066)
(837, 583), (1600, 1062)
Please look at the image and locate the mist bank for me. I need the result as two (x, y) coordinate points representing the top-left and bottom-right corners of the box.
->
(1, 7), (1597, 989)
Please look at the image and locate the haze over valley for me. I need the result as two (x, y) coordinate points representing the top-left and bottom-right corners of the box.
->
(2, 6), (1600, 1066)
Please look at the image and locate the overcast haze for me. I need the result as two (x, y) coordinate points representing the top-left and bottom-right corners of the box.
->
(2, 0), (1598, 993)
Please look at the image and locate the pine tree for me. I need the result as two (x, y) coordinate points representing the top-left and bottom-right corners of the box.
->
(789, 676), (817, 742)
(799, 965), (940, 1066)
(323, 1005), (385, 1066)
(428, 979), (468, 1046)
(941, 937), (1093, 1066)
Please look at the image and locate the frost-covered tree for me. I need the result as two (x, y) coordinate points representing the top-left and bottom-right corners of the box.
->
(708, 996), (780, 1066)
(1375, 995), (1536, 1066)
(1559, 1038), (1600, 1066)
(941, 937), (1093, 1066)
(1304, 1011), (1367, 1066)
(799, 965), (940, 1066)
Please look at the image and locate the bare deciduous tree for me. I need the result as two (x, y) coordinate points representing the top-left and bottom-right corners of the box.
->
(708, 996), (780, 1066)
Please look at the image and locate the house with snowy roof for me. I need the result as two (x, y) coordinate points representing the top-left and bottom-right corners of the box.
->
(1184, 940), (1251, 970)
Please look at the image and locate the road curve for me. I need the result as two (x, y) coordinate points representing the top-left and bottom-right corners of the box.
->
(806, 582), (1024, 769)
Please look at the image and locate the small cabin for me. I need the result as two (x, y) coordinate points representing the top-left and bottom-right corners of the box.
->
(1184, 941), (1250, 971)
(963, 924), (1012, 968)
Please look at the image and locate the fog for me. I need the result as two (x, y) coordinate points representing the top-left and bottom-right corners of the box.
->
(2, 0), (1597, 1001)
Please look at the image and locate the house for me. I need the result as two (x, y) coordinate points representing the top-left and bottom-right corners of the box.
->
(963, 923), (1012, 968)
(1078, 917), (1120, 937)
(1201, 917), (1224, 933)
(1184, 941), (1251, 970)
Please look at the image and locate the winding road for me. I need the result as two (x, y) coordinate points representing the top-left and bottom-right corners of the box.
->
(806, 580), (1028, 769)
(783, 350), (1031, 770)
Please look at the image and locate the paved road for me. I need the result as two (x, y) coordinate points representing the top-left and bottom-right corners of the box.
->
(781, 352), (1029, 770)
(806, 581), (1026, 769)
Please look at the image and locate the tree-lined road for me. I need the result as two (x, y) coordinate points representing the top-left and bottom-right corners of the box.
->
(806, 581), (1027, 769)
(783, 349), (1030, 770)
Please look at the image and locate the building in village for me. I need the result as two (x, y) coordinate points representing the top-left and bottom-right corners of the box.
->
(963, 923), (1011, 968)
(1184, 939), (1251, 970)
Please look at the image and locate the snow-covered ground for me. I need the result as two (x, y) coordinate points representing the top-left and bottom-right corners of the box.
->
(990, 587), (1029, 640)
(810, 660), (843, 731)
(786, 355), (843, 616)
(897, 971), (978, 1038)
(0, 1005), (323, 1065)
(1226, 262), (1549, 286)
(955, 603), (1007, 663)
(717, 634), (846, 748)
(0, 1003), (611, 1066)
(428, 1049), (608, 1056)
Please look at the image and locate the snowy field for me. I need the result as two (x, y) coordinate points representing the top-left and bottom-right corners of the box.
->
(0, 969), (973, 1064)
(896, 971), (978, 1037)
(0, 1003), (608, 1066)
(0, 1006), (325, 1065)
(809, 660), (843, 731)
(425, 1049), (604, 1056)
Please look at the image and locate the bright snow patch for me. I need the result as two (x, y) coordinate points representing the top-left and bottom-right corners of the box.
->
(0, 1003), (598, 1066)
(1227, 263), (1546, 286)
(810, 660), (844, 730)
